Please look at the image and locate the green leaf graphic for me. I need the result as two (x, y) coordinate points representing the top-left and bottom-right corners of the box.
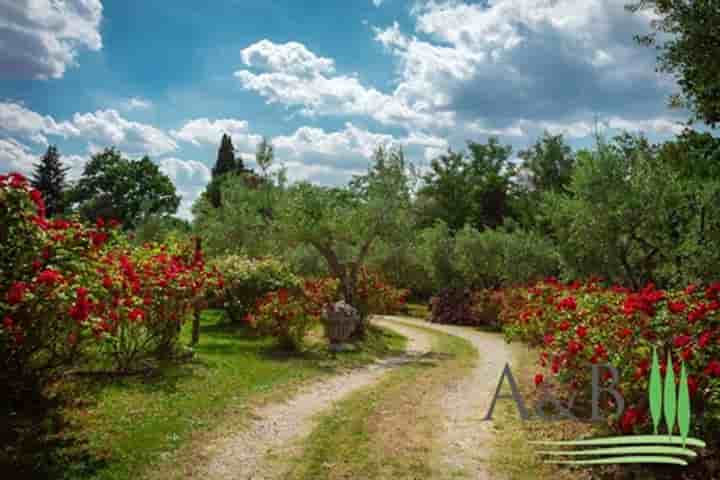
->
(544, 456), (688, 466)
(678, 362), (691, 448)
(536, 446), (696, 457)
(529, 435), (706, 448)
(649, 347), (662, 434)
(664, 352), (677, 438)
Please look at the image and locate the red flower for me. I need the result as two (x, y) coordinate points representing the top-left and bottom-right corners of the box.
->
(103, 275), (113, 289)
(90, 231), (109, 247)
(558, 320), (571, 331)
(576, 325), (588, 338)
(36, 268), (62, 285)
(534, 374), (544, 386)
(128, 308), (145, 322)
(6, 281), (28, 305)
(687, 375), (699, 396)
(686, 284), (697, 295)
(557, 296), (577, 311)
(543, 333), (555, 345)
(620, 407), (641, 433)
(688, 305), (707, 323)
(96, 217), (105, 228)
(567, 340), (583, 355)
(9, 172), (27, 188)
(673, 335), (692, 348)
(705, 360), (720, 377)
(3, 315), (14, 329)
(69, 295), (92, 322)
(699, 331), (712, 348)
(278, 288), (289, 305)
(618, 327), (633, 339)
(668, 301), (687, 314)
(681, 348), (693, 361)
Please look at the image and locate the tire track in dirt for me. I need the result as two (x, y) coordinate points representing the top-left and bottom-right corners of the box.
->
(194, 318), (433, 480)
(379, 316), (517, 480)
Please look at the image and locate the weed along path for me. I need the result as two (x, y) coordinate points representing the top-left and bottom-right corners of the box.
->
(194, 318), (433, 480)
(384, 316), (519, 480)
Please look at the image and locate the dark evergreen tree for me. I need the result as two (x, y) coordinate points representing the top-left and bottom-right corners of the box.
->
(212, 134), (237, 177)
(208, 134), (237, 208)
(31, 145), (69, 217)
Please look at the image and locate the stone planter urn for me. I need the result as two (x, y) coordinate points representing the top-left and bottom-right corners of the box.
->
(323, 301), (359, 351)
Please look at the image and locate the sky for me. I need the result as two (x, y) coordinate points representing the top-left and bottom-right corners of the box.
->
(0, 0), (699, 219)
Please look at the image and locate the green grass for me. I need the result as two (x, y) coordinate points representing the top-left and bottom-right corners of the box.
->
(53, 310), (406, 480)
(405, 302), (430, 320)
(285, 319), (476, 480)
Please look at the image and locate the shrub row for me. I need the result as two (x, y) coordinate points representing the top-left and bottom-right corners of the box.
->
(1, 173), (218, 407)
(498, 277), (720, 438)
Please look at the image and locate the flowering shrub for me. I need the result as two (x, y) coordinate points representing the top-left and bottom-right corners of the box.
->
(429, 288), (477, 325)
(355, 268), (409, 317)
(248, 278), (338, 350)
(428, 288), (501, 329)
(1, 173), (217, 406)
(499, 277), (720, 437)
(210, 255), (301, 322)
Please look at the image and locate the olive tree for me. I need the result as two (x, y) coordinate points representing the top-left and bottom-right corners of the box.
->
(275, 147), (412, 336)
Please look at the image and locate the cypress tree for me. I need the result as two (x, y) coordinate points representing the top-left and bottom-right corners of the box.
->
(212, 134), (237, 177)
(31, 145), (69, 217)
(208, 134), (237, 208)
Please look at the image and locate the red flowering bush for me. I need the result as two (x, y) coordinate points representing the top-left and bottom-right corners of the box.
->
(499, 277), (720, 437)
(354, 268), (409, 317)
(247, 278), (338, 350)
(1, 173), (217, 405)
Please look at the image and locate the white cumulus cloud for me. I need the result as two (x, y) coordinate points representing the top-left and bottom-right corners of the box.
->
(0, 0), (103, 79)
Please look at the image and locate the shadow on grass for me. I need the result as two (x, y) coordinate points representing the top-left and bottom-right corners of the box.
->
(1, 389), (108, 480)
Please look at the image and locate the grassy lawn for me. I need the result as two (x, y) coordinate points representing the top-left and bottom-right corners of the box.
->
(49, 309), (405, 480)
(284, 319), (476, 480)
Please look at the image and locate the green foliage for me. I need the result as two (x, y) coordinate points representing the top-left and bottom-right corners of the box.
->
(69, 148), (180, 229)
(543, 134), (720, 288)
(211, 255), (301, 322)
(518, 132), (575, 193)
(30, 145), (69, 217)
(628, 0), (720, 126)
(418, 137), (515, 232)
(415, 221), (558, 292)
(132, 214), (191, 244)
(454, 225), (559, 288)
(193, 171), (286, 258)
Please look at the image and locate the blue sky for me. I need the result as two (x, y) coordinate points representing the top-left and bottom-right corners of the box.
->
(0, 0), (700, 218)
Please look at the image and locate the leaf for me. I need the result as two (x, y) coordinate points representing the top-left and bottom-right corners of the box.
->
(649, 347), (663, 434)
(678, 362), (691, 448)
(664, 352), (677, 438)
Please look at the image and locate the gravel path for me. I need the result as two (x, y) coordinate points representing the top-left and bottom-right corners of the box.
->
(379, 316), (517, 480)
(196, 318), (433, 480)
